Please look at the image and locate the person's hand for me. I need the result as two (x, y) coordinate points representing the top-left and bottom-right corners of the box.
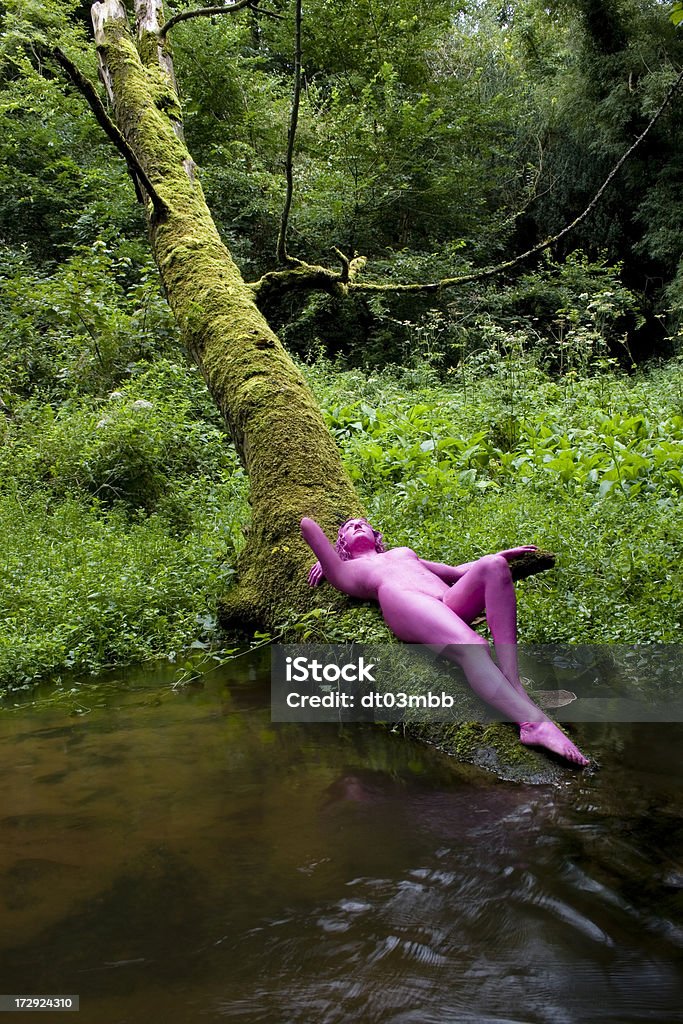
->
(307, 561), (324, 587)
(499, 545), (538, 560)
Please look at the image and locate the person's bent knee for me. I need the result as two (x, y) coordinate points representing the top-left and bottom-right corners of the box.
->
(477, 553), (512, 579)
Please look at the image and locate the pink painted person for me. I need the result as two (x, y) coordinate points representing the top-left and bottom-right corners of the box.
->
(301, 516), (589, 767)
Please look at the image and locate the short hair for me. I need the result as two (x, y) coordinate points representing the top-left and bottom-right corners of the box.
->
(335, 518), (385, 561)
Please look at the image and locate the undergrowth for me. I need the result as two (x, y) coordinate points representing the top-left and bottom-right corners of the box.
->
(1, 336), (682, 690)
(0, 359), (249, 690)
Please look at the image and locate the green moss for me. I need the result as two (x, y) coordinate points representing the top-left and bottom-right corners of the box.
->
(253, 264), (349, 306)
(408, 719), (565, 783)
(96, 6), (362, 634)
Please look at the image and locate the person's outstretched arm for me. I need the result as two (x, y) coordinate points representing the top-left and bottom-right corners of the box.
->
(300, 518), (355, 594)
(419, 546), (538, 583)
(418, 559), (476, 583)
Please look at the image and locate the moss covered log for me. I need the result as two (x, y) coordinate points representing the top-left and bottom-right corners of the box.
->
(92, 0), (362, 625)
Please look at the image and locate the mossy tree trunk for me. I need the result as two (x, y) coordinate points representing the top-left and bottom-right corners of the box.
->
(91, 0), (362, 627)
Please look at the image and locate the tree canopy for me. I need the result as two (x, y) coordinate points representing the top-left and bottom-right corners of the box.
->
(1, 1), (681, 376)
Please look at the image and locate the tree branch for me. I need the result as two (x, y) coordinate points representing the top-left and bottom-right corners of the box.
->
(276, 0), (302, 265)
(251, 249), (368, 304)
(331, 247), (366, 283)
(160, 0), (283, 36)
(253, 64), (683, 300)
(347, 64), (683, 295)
(251, 263), (349, 303)
(49, 46), (169, 219)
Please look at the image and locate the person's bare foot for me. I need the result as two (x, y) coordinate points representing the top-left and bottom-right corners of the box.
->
(519, 721), (589, 766)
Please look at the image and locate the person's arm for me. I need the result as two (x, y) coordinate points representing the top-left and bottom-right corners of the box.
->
(300, 518), (355, 594)
(420, 546), (539, 583)
(418, 559), (475, 583)
(497, 546), (538, 560)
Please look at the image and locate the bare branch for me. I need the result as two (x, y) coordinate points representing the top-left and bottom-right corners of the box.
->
(49, 46), (169, 220)
(251, 66), (683, 300)
(160, 0), (284, 36)
(246, 3), (285, 19)
(276, 0), (302, 265)
(331, 248), (367, 283)
(332, 246), (350, 282)
(161, 0), (250, 35)
(346, 65), (683, 295)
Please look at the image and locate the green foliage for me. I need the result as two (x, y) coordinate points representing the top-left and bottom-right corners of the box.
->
(0, 493), (240, 688)
(507, 0), (683, 346)
(467, 251), (644, 370)
(318, 368), (683, 503)
(0, 356), (243, 515)
(2, 337), (682, 684)
(0, 353), (250, 688)
(291, 21), (529, 258)
(1, 0), (682, 693)
(281, 249), (645, 371)
(172, 16), (291, 272)
(0, 5), (140, 262)
(0, 240), (178, 401)
(4, 0), (683, 350)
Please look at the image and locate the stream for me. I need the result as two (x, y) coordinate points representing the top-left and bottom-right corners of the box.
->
(0, 651), (681, 1023)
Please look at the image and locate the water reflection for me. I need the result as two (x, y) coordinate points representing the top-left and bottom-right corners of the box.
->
(0, 656), (681, 1023)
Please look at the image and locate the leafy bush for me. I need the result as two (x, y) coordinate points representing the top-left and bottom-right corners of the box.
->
(0, 240), (179, 403)
(0, 358), (249, 688)
(0, 359), (241, 518)
(281, 251), (647, 372)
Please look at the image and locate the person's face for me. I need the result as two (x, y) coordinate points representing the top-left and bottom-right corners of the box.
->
(340, 518), (377, 554)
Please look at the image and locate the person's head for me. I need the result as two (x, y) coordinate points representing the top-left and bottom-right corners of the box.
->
(336, 518), (385, 560)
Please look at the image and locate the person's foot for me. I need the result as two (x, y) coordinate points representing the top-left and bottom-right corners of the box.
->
(519, 721), (589, 766)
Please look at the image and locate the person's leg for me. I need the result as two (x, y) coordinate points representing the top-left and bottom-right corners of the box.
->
(441, 643), (589, 765)
(379, 587), (589, 766)
(442, 554), (525, 695)
(441, 641), (545, 722)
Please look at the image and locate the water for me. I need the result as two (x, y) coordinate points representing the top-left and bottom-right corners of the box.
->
(0, 653), (681, 1023)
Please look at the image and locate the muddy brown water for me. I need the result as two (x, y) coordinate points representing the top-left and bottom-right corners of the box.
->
(0, 652), (681, 1024)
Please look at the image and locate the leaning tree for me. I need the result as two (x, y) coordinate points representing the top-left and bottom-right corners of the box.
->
(49, 0), (675, 628)
(55, 0), (371, 630)
(50, 0), (567, 633)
